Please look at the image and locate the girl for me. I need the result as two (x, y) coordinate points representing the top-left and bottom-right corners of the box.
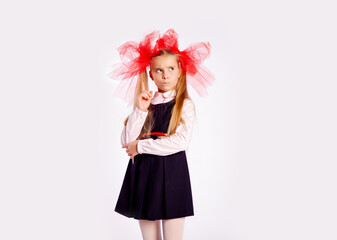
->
(109, 29), (215, 240)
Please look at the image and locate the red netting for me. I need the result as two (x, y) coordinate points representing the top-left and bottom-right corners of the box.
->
(108, 29), (215, 105)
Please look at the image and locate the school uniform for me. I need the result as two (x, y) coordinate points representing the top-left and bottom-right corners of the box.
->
(115, 89), (195, 220)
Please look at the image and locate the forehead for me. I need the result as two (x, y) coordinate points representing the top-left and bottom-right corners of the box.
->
(150, 55), (179, 68)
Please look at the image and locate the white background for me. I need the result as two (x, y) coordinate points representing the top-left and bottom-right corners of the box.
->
(1, 0), (336, 239)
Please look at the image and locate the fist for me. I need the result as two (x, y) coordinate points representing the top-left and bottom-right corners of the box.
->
(136, 81), (153, 112)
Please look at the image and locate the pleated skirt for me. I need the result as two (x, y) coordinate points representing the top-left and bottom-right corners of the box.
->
(114, 150), (194, 221)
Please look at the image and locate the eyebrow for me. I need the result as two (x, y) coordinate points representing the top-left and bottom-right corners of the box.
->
(154, 66), (176, 69)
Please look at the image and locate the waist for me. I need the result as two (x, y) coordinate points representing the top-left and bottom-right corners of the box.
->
(139, 132), (168, 140)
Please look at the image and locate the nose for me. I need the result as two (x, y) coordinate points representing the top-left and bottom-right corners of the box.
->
(162, 71), (168, 79)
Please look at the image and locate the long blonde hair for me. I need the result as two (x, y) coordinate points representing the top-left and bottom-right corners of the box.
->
(123, 49), (195, 140)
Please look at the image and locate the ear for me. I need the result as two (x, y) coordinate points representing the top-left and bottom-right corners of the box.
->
(149, 70), (153, 80)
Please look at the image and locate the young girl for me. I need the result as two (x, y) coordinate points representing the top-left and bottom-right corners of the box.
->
(109, 29), (215, 240)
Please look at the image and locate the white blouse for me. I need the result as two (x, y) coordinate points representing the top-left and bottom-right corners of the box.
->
(120, 89), (196, 156)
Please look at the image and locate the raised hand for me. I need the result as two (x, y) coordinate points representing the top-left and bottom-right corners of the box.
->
(136, 81), (153, 112)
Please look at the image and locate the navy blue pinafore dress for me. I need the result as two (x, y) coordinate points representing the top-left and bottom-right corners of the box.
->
(114, 98), (194, 220)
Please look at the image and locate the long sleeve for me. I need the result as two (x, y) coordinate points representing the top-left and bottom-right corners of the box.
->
(120, 107), (148, 146)
(137, 99), (195, 156)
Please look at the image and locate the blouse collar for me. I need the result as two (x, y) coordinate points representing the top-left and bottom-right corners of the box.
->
(151, 89), (176, 104)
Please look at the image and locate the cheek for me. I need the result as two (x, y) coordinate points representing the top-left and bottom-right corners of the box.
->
(150, 72), (157, 79)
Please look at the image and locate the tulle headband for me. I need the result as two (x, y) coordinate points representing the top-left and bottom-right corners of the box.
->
(108, 29), (215, 106)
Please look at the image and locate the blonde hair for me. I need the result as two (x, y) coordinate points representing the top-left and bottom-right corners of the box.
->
(123, 49), (195, 141)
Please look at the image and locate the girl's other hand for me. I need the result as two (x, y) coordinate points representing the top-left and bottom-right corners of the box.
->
(136, 81), (153, 112)
(122, 140), (139, 164)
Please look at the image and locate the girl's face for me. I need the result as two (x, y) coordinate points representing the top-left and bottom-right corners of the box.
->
(149, 54), (181, 93)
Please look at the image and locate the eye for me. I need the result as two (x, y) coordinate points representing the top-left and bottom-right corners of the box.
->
(169, 67), (174, 71)
(155, 69), (162, 73)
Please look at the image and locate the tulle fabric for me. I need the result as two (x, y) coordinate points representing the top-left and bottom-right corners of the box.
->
(108, 29), (215, 105)
(180, 42), (215, 97)
(108, 31), (159, 106)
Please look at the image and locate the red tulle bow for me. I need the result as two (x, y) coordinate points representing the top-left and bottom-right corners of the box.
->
(108, 29), (215, 106)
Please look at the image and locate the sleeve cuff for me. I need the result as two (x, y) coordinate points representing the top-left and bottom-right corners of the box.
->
(137, 140), (143, 154)
(135, 107), (148, 117)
